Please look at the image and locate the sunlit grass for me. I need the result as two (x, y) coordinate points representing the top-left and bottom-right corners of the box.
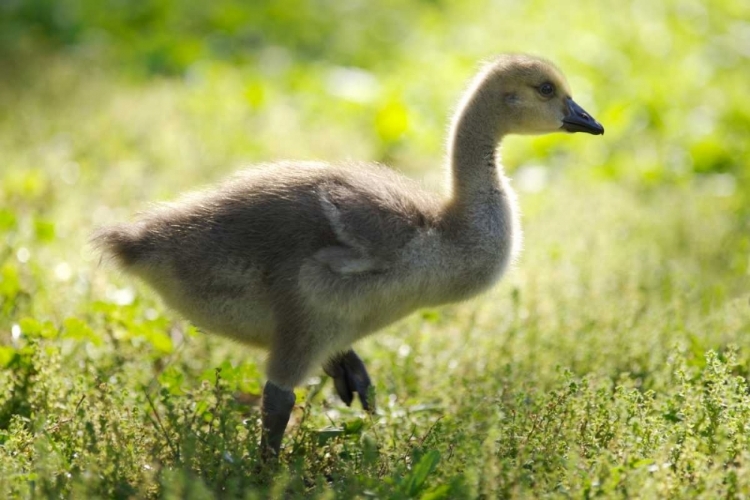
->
(1, 161), (748, 496)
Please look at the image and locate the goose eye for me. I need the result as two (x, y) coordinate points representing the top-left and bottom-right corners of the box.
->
(539, 83), (555, 97)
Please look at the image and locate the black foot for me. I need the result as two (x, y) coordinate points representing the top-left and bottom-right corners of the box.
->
(324, 350), (374, 412)
(260, 381), (296, 461)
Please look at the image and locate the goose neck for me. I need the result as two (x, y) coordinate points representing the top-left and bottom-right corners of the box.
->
(447, 104), (508, 208)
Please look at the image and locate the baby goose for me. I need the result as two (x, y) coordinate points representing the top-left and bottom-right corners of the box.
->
(94, 54), (603, 459)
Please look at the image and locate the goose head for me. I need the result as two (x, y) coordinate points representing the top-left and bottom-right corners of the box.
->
(475, 55), (605, 136)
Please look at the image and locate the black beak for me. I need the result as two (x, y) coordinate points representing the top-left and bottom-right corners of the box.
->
(561, 98), (604, 135)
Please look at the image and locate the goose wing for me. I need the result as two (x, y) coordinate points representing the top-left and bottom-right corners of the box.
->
(313, 177), (433, 275)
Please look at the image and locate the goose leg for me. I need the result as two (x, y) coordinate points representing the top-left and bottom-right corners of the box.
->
(260, 380), (296, 461)
(324, 349), (375, 412)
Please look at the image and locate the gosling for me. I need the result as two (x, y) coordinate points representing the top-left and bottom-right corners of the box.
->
(94, 54), (604, 459)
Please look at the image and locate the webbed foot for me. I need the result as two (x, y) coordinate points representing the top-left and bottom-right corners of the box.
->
(324, 349), (375, 412)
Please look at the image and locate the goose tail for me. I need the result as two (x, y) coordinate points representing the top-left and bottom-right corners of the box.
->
(91, 223), (152, 268)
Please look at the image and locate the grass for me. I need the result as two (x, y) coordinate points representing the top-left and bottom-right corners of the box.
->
(2, 169), (748, 498)
(1, 1), (750, 496)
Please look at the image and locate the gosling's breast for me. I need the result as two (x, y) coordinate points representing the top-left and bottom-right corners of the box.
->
(429, 192), (521, 303)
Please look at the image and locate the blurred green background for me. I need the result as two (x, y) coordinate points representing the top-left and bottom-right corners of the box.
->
(1, 0), (748, 318)
(3, 0), (749, 180)
(1, 0), (750, 497)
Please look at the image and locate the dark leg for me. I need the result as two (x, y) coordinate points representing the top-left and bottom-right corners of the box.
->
(324, 349), (375, 412)
(260, 380), (296, 461)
